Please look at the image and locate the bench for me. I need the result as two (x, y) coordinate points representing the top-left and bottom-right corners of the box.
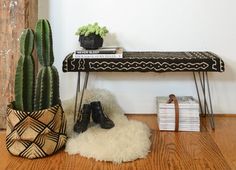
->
(63, 51), (225, 129)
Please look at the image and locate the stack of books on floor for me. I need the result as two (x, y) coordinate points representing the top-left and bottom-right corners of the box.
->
(73, 47), (123, 58)
(156, 96), (200, 132)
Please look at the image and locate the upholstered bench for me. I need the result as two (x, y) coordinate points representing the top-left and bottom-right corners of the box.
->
(63, 51), (225, 129)
(63, 51), (224, 72)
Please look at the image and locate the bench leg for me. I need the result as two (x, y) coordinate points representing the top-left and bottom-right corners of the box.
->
(193, 72), (215, 130)
(206, 72), (215, 129)
(76, 72), (90, 121)
(74, 72), (80, 122)
(193, 72), (204, 115)
(198, 72), (208, 116)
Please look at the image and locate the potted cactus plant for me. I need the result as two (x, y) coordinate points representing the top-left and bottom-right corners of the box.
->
(75, 22), (109, 50)
(6, 19), (67, 159)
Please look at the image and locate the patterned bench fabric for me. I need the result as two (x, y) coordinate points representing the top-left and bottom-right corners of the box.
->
(62, 52), (225, 72)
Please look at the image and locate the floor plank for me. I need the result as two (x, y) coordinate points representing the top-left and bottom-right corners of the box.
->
(0, 115), (234, 170)
(209, 117), (236, 169)
(127, 114), (158, 130)
(0, 132), (9, 170)
(153, 131), (230, 170)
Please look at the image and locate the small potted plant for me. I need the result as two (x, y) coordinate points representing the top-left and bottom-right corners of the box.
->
(75, 22), (109, 50)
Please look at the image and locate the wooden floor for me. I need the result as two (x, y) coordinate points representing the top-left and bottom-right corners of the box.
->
(0, 115), (236, 170)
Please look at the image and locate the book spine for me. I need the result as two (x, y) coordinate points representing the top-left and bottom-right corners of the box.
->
(73, 53), (123, 59)
(75, 50), (116, 54)
(158, 104), (199, 109)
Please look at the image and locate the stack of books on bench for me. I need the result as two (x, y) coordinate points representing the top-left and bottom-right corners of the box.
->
(73, 47), (123, 58)
(156, 96), (200, 132)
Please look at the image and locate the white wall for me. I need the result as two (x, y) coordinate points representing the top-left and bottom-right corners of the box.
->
(39, 0), (236, 114)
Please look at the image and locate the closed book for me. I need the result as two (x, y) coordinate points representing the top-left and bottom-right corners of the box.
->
(157, 96), (199, 109)
(73, 47), (123, 58)
(75, 48), (117, 54)
(75, 49), (116, 54)
(159, 109), (199, 116)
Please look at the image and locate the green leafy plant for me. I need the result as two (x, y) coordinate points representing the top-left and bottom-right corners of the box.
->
(14, 19), (60, 111)
(75, 22), (109, 38)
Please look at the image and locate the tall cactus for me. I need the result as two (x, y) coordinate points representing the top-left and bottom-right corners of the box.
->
(14, 29), (35, 112)
(34, 19), (60, 110)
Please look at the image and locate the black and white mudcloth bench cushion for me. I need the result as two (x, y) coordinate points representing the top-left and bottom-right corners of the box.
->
(62, 52), (225, 73)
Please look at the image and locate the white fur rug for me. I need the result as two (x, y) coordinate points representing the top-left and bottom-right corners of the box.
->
(62, 89), (151, 163)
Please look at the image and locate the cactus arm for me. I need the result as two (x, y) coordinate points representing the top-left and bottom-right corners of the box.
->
(34, 68), (44, 111)
(35, 19), (54, 66)
(22, 55), (35, 111)
(45, 20), (54, 66)
(20, 29), (34, 56)
(14, 56), (24, 110)
(34, 19), (60, 110)
(34, 66), (60, 110)
(51, 66), (60, 106)
(14, 29), (35, 112)
(40, 67), (50, 109)
(35, 20), (46, 66)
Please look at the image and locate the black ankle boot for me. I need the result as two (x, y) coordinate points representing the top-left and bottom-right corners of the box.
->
(74, 104), (91, 133)
(90, 101), (115, 129)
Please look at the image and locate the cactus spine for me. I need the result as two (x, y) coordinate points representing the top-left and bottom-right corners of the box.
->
(14, 29), (35, 112)
(34, 19), (60, 110)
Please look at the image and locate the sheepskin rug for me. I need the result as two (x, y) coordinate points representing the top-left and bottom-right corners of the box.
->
(63, 89), (151, 163)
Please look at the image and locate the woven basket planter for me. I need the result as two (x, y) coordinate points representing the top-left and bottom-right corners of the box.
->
(6, 103), (67, 159)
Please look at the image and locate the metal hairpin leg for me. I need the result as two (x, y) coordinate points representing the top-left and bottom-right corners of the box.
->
(206, 72), (215, 129)
(74, 72), (80, 122)
(193, 71), (215, 130)
(199, 72), (214, 129)
(76, 72), (90, 121)
(198, 72), (207, 116)
(193, 72), (203, 115)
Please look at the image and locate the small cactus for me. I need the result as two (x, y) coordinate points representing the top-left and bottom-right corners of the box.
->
(34, 19), (60, 110)
(14, 29), (35, 112)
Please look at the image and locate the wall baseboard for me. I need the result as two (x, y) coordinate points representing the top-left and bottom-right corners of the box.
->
(125, 113), (236, 117)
